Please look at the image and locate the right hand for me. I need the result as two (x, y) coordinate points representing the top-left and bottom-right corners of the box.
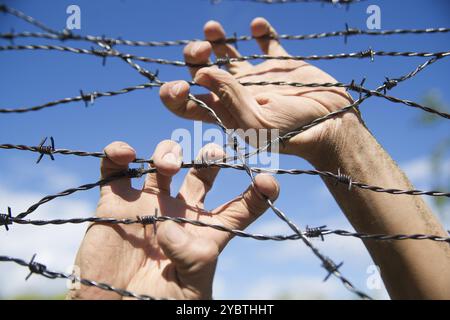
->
(69, 140), (279, 300)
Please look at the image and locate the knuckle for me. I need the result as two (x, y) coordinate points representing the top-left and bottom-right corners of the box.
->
(217, 83), (236, 110)
(243, 190), (268, 216)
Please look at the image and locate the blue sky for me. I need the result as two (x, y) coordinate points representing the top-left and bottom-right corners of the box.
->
(0, 0), (449, 299)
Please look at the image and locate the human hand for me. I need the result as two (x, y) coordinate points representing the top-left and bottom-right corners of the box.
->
(159, 18), (360, 162)
(68, 140), (279, 300)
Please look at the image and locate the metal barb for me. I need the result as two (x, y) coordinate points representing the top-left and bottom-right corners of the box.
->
(79, 90), (97, 107)
(322, 259), (344, 282)
(25, 254), (46, 281)
(60, 29), (73, 41)
(36, 137), (55, 163)
(305, 225), (327, 241)
(137, 214), (157, 226)
(335, 168), (353, 191)
(127, 164), (146, 178)
(232, 32), (239, 50)
(360, 47), (375, 62)
(344, 23), (359, 44)
(383, 77), (398, 94)
(0, 207), (13, 231)
(137, 208), (159, 235)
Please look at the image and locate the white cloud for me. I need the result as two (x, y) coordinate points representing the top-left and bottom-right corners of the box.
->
(253, 215), (359, 262)
(0, 182), (94, 298)
(213, 276), (227, 299)
(249, 219), (294, 235)
(3, 157), (82, 191)
(249, 216), (391, 299)
(400, 156), (450, 186)
(400, 156), (450, 225)
(401, 157), (431, 184)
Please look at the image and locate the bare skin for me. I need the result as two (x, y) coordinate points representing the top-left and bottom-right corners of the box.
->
(159, 18), (450, 299)
(68, 141), (279, 299)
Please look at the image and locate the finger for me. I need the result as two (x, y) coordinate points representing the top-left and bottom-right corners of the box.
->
(251, 17), (288, 56)
(159, 80), (218, 123)
(157, 221), (218, 298)
(212, 174), (280, 250)
(100, 141), (136, 195)
(183, 41), (213, 78)
(204, 20), (252, 74)
(143, 140), (182, 195)
(177, 144), (226, 207)
(194, 67), (259, 125)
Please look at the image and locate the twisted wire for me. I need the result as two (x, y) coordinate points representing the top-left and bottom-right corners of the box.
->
(2, 79), (449, 119)
(14, 167), (152, 219)
(4, 215), (300, 241)
(0, 82), (159, 113)
(4, 215), (449, 244)
(0, 255), (158, 300)
(0, 4), (60, 35)
(323, 230), (450, 243)
(1, 27), (449, 47)
(2, 44), (449, 67)
(1, 141), (450, 198)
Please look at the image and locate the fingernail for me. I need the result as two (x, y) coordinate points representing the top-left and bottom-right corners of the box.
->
(172, 143), (183, 158)
(120, 144), (135, 153)
(191, 41), (203, 56)
(163, 143), (182, 166)
(170, 82), (184, 98)
(163, 152), (178, 165)
(165, 223), (188, 244)
(204, 146), (223, 161)
(206, 149), (216, 160)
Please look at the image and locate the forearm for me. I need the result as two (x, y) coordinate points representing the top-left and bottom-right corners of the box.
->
(304, 112), (450, 299)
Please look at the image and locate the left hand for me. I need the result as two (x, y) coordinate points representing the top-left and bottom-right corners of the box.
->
(159, 18), (356, 161)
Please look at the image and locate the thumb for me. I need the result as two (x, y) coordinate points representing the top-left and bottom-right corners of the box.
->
(156, 220), (218, 299)
(194, 67), (259, 126)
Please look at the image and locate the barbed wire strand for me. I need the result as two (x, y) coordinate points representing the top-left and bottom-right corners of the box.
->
(2, 79), (449, 119)
(1, 142), (449, 197)
(2, 44), (450, 67)
(0, 82), (160, 113)
(0, 4), (60, 35)
(1, 26), (449, 47)
(0, 255), (159, 300)
(2, 214), (449, 243)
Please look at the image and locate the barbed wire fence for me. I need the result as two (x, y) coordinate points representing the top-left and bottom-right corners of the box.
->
(0, 2), (449, 300)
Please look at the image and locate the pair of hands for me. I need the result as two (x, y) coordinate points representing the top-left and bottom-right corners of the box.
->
(70, 18), (354, 299)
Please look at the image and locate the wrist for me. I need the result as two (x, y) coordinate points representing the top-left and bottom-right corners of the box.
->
(290, 109), (368, 168)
